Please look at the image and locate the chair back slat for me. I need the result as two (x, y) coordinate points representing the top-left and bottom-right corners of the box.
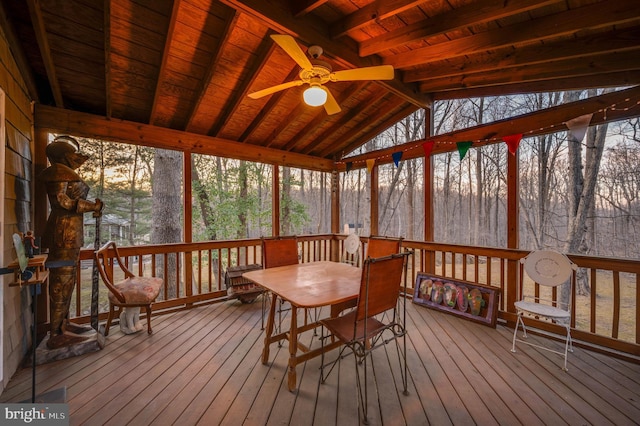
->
(356, 253), (406, 321)
(366, 236), (402, 259)
(262, 237), (299, 269)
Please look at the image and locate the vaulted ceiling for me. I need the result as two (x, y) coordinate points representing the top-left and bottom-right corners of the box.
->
(2, 0), (640, 168)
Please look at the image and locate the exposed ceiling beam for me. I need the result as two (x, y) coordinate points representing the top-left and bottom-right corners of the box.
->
(385, 0), (640, 69)
(187, 10), (240, 131)
(404, 28), (640, 83)
(240, 66), (299, 142)
(218, 0), (431, 108)
(331, 0), (427, 39)
(212, 29), (276, 136)
(300, 85), (384, 155)
(419, 51), (640, 94)
(281, 82), (366, 152)
(430, 71), (640, 100)
(342, 85), (640, 169)
(34, 104), (335, 172)
(359, 0), (561, 56)
(26, 0), (63, 107)
(329, 101), (417, 159)
(150, 0), (182, 125)
(292, 0), (329, 18)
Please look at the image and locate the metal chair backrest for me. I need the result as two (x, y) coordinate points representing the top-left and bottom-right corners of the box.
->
(521, 249), (575, 288)
(262, 236), (299, 269)
(356, 252), (408, 322)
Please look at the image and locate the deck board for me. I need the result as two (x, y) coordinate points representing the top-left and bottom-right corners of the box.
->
(2, 299), (639, 425)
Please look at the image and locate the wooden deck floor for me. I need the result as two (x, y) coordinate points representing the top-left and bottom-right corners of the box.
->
(2, 299), (639, 425)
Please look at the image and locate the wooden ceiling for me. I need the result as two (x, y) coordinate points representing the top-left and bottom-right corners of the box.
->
(2, 0), (640, 169)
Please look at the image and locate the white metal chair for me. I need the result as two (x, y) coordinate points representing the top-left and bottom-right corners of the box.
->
(511, 249), (577, 371)
(341, 233), (361, 266)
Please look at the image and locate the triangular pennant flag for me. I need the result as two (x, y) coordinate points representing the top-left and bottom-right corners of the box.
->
(457, 141), (473, 161)
(422, 140), (435, 158)
(366, 158), (375, 173)
(392, 151), (403, 167)
(502, 133), (523, 155)
(566, 113), (593, 142)
(346, 162), (353, 173)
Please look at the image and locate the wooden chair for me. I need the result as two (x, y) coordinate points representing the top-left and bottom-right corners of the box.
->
(511, 249), (577, 371)
(320, 252), (411, 424)
(365, 235), (403, 259)
(261, 236), (300, 333)
(94, 241), (163, 336)
(331, 235), (403, 318)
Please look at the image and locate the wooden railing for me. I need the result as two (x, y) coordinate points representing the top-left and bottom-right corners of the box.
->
(70, 235), (639, 358)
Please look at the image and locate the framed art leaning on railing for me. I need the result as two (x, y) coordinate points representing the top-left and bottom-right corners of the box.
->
(412, 273), (500, 327)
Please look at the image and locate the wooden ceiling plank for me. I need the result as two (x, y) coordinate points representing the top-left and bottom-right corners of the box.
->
(150, 0), (182, 125)
(104, 0), (112, 119)
(331, 0), (427, 39)
(185, 10), (240, 131)
(343, 85), (640, 169)
(0, 1), (40, 102)
(292, 0), (329, 18)
(239, 66), (299, 142)
(265, 98), (310, 148)
(360, 0), (562, 56)
(34, 104), (335, 172)
(292, 82), (370, 154)
(431, 71), (640, 100)
(386, 0), (640, 69)
(26, 0), (64, 107)
(218, 0), (430, 107)
(211, 30), (277, 136)
(419, 51), (640, 94)
(330, 100), (418, 159)
(404, 28), (640, 82)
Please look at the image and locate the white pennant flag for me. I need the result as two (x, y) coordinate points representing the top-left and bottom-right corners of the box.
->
(565, 113), (593, 142)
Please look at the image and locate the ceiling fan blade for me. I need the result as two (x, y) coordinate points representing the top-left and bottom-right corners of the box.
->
(323, 87), (341, 115)
(248, 80), (304, 99)
(331, 65), (394, 82)
(271, 34), (313, 71)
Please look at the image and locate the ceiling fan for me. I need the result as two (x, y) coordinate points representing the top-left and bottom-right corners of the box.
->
(248, 34), (394, 115)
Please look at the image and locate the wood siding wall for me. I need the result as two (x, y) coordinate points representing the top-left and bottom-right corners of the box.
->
(0, 21), (35, 391)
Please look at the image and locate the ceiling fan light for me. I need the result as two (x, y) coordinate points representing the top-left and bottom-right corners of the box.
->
(303, 86), (327, 107)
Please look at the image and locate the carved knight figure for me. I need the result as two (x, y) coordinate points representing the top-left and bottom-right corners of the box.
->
(39, 136), (103, 349)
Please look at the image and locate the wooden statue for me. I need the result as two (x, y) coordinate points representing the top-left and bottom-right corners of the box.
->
(39, 136), (104, 349)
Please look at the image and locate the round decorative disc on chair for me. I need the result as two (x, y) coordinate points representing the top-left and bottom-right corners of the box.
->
(523, 250), (573, 286)
(344, 233), (360, 254)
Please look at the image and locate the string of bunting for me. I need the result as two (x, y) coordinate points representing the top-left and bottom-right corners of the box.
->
(339, 98), (640, 173)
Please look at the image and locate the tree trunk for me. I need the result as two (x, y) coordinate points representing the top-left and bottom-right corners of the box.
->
(151, 148), (182, 298)
(563, 90), (609, 296)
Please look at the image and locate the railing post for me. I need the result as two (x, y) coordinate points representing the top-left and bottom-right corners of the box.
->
(506, 147), (519, 316)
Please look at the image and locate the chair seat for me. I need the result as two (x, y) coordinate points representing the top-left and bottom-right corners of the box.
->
(109, 276), (162, 305)
(321, 311), (387, 343)
(515, 300), (570, 321)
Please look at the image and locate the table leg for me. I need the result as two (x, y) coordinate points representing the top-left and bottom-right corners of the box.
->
(287, 305), (298, 392)
(262, 293), (278, 364)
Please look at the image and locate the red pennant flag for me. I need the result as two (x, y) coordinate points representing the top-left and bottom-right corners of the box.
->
(422, 141), (435, 158)
(502, 133), (523, 155)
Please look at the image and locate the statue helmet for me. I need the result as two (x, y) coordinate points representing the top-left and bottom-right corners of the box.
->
(46, 135), (89, 168)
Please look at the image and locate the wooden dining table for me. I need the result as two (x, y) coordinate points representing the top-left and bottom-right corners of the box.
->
(243, 261), (362, 391)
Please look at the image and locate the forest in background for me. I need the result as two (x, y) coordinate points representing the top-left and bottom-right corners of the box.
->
(74, 89), (639, 269)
